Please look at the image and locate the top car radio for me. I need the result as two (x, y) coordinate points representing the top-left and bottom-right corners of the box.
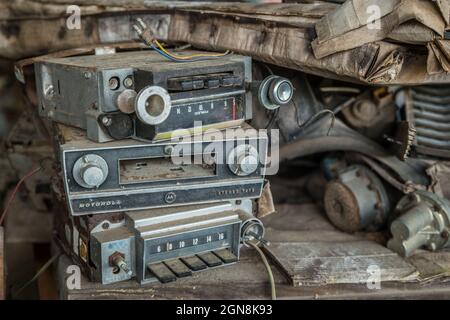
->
(35, 50), (252, 142)
(54, 123), (268, 216)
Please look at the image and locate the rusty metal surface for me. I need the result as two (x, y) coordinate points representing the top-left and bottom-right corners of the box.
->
(324, 181), (361, 232)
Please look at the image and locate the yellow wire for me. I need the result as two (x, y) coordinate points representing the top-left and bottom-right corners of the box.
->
(154, 40), (229, 60)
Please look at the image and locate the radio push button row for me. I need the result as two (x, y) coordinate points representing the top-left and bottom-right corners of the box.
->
(73, 154), (108, 189)
(180, 256), (207, 271)
(164, 259), (192, 278)
(147, 262), (177, 283)
(197, 252), (223, 267)
(228, 144), (259, 176)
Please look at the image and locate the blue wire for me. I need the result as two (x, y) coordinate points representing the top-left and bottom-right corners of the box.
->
(150, 44), (179, 61)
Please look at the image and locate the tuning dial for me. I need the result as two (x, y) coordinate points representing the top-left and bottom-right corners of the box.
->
(73, 154), (108, 188)
(228, 144), (259, 176)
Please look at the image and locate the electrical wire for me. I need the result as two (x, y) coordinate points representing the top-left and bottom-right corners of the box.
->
(247, 241), (277, 300)
(149, 41), (229, 62)
(302, 109), (336, 136)
(134, 18), (229, 62)
(154, 40), (230, 61)
(13, 253), (61, 299)
(292, 100), (336, 136)
(0, 166), (41, 226)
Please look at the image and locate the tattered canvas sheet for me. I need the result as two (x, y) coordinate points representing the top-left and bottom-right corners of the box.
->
(4, 0), (450, 85)
(426, 161), (450, 200)
(388, 21), (438, 45)
(314, 0), (401, 43)
(427, 40), (450, 74)
(312, 0), (447, 59)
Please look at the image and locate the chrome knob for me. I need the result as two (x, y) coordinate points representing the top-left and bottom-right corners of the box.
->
(269, 78), (293, 105)
(80, 165), (105, 187)
(228, 144), (259, 176)
(134, 86), (171, 125)
(257, 75), (294, 110)
(73, 154), (108, 188)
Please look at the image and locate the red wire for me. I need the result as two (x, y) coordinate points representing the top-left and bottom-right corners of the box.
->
(0, 167), (41, 226)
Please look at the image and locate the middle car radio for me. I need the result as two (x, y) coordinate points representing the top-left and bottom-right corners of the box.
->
(35, 50), (252, 142)
(55, 123), (268, 216)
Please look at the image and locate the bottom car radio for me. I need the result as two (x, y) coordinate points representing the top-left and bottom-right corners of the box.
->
(55, 200), (265, 285)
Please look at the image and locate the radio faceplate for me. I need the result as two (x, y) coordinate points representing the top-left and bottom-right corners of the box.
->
(35, 50), (252, 142)
(89, 201), (253, 285)
(57, 124), (268, 215)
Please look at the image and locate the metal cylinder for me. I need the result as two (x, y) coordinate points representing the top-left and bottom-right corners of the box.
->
(388, 191), (450, 257)
(324, 165), (390, 232)
(388, 232), (429, 258)
(390, 202), (434, 240)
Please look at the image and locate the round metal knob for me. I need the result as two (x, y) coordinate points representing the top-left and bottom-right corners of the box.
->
(257, 75), (294, 110)
(73, 154), (108, 188)
(81, 165), (105, 187)
(134, 86), (171, 125)
(228, 144), (259, 176)
(269, 78), (294, 105)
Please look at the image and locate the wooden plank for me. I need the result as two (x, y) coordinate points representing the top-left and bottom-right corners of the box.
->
(0, 227), (4, 300)
(263, 204), (419, 286)
(407, 250), (450, 282)
(264, 241), (419, 286)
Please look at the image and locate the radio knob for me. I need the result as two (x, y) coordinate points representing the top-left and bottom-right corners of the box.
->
(228, 145), (259, 176)
(73, 154), (109, 188)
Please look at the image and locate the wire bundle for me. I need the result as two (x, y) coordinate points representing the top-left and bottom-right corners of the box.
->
(133, 18), (229, 62)
(152, 40), (229, 62)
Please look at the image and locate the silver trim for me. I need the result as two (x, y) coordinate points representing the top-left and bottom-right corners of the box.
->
(172, 90), (245, 105)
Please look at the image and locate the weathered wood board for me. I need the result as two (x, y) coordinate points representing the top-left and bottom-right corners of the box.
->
(263, 203), (418, 286)
(264, 241), (418, 286)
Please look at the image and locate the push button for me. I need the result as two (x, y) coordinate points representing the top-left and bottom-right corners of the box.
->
(197, 252), (223, 267)
(180, 255), (207, 271)
(213, 249), (238, 264)
(147, 262), (177, 283)
(206, 78), (220, 89)
(164, 259), (192, 277)
(221, 75), (242, 87)
(192, 79), (205, 90)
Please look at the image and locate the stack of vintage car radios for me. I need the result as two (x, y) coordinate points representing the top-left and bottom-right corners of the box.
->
(33, 26), (294, 285)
